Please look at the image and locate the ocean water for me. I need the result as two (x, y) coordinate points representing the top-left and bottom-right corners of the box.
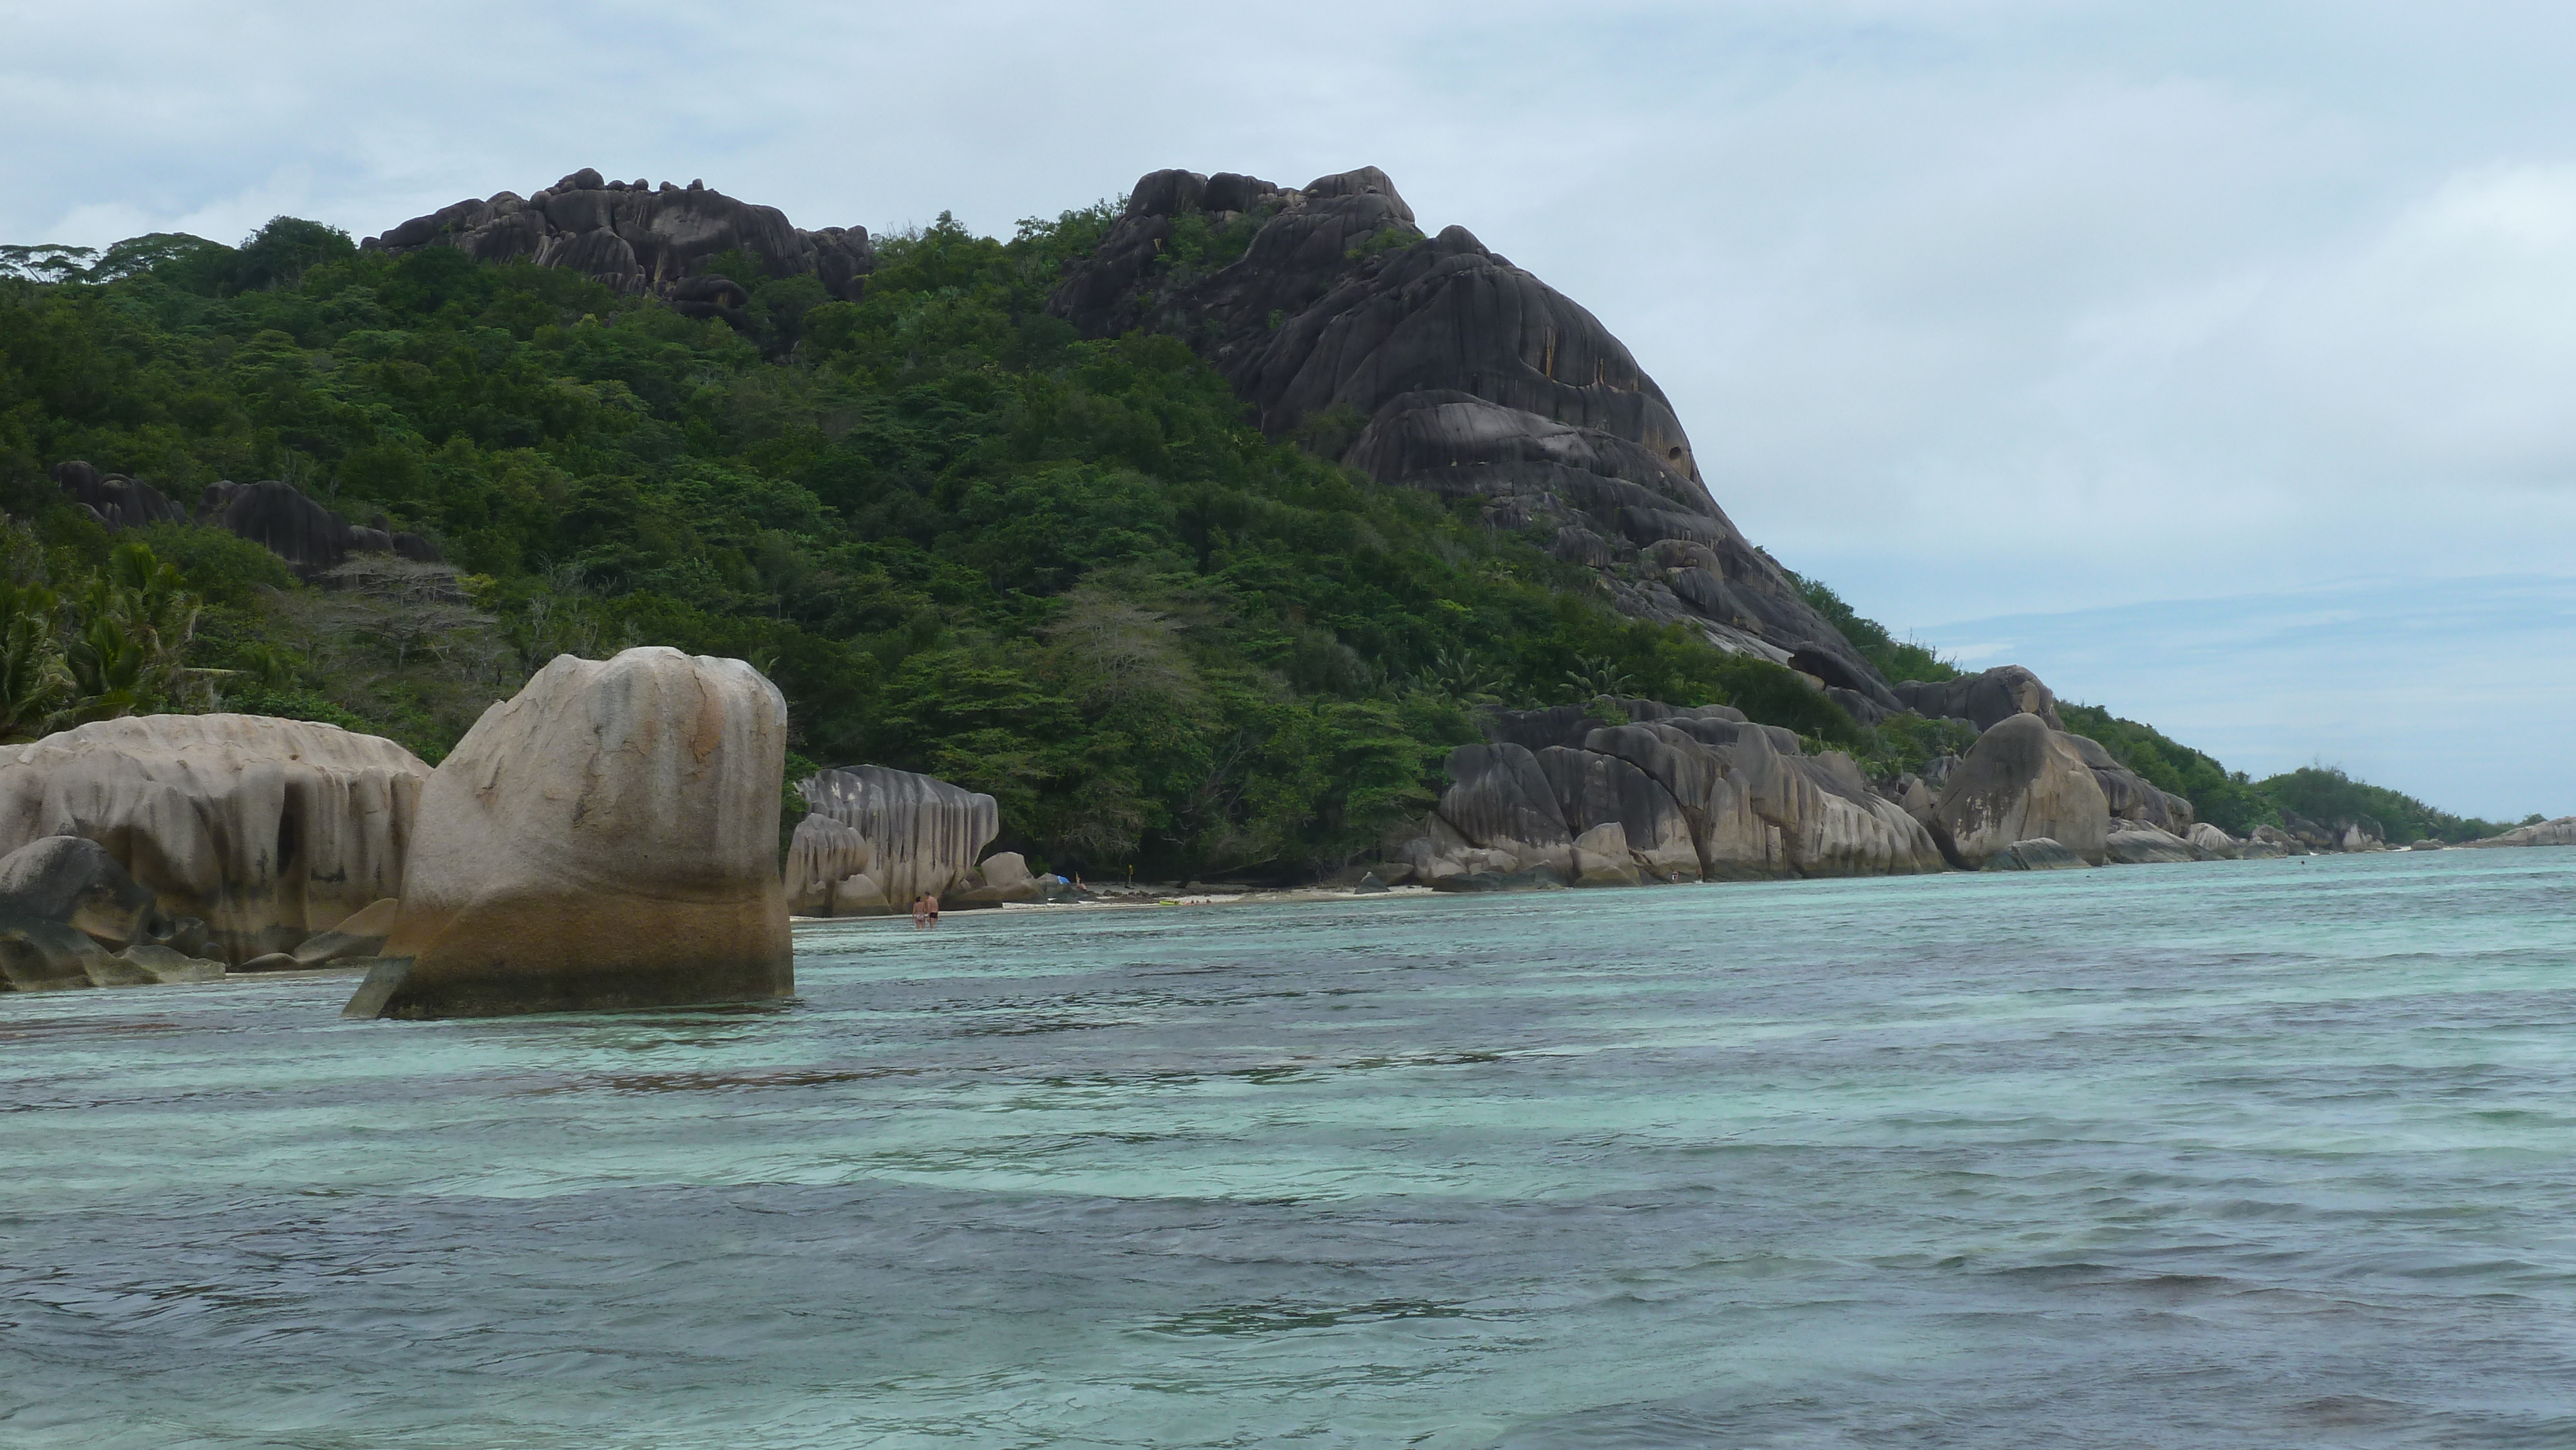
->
(5, 850), (2575, 1449)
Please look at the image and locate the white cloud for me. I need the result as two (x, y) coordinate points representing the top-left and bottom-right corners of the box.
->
(6, 0), (2574, 808)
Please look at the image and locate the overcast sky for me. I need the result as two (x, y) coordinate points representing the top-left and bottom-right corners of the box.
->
(7, 1), (2571, 817)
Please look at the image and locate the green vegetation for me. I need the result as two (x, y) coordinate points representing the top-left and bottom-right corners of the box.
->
(2, 209), (1880, 878)
(10, 209), (2523, 866)
(2256, 764), (2517, 845)
(2056, 703), (2273, 837)
(2054, 703), (2516, 843)
(1788, 570), (1958, 684)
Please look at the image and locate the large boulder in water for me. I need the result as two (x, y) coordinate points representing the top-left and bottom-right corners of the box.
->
(1932, 714), (2110, 868)
(0, 715), (430, 963)
(797, 766), (998, 908)
(1889, 666), (2064, 732)
(347, 648), (793, 1018)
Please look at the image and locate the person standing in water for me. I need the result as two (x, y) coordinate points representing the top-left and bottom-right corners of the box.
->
(910, 894), (930, 928)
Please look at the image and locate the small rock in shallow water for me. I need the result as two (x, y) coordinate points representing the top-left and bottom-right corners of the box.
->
(1985, 838), (2091, 872)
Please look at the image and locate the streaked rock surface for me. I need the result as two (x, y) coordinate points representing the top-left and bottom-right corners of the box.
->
(0, 715), (429, 963)
(352, 648), (792, 1019)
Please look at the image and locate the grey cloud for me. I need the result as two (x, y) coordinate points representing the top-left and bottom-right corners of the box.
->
(8, 0), (2573, 810)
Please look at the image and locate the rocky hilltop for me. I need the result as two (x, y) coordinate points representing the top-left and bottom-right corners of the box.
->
(366, 164), (1895, 709)
(361, 167), (873, 319)
(1047, 167), (1896, 711)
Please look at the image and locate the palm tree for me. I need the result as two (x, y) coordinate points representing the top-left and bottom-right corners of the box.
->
(0, 581), (75, 742)
(1563, 655), (1634, 700)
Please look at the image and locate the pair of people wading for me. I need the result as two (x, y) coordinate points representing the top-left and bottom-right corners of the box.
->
(910, 893), (940, 928)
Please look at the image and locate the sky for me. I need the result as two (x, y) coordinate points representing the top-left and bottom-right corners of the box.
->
(6, 0), (2571, 819)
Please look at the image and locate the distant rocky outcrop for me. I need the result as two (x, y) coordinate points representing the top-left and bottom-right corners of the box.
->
(2459, 816), (2576, 849)
(347, 647), (793, 1018)
(793, 766), (999, 910)
(1931, 714), (2110, 868)
(1048, 167), (1893, 702)
(53, 461), (187, 531)
(196, 478), (443, 576)
(1398, 698), (1942, 887)
(52, 462), (445, 576)
(0, 715), (429, 963)
(363, 168), (872, 308)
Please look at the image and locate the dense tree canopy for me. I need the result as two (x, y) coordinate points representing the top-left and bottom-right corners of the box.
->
(0, 211), (1891, 878)
(3, 211), (2525, 872)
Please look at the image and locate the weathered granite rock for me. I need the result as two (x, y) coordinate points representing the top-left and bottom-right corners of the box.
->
(1426, 704), (1937, 883)
(1890, 666), (2065, 732)
(782, 814), (873, 916)
(54, 461), (187, 531)
(1533, 745), (1700, 881)
(195, 478), (442, 577)
(1569, 823), (1643, 887)
(348, 647), (793, 1018)
(0, 715), (430, 963)
(1434, 744), (1575, 876)
(829, 873), (893, 916)
(2186, 823), (2243, 859)
(0, 916), (114, 991)
(2104, 822), (2208, 865)
(1984, 838), (2090, 871)
(288, 897), (399, 967)
(2459, 816), (2576, 849)
(798, 766), (999, 907)
(1050, 168), (1891, 699)
(1933, 715), (2110, 868)
(364, 171), (873, 308)
(2247, 825), (2309, 858)
(953, 851), (1041, 906)
(111, 943), (225, 983)
(0, 835), (162, 948)
(2061, 734), (2197, 834)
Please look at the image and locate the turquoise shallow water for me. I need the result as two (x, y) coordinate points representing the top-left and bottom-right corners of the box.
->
(5, 849), (2575, 1448)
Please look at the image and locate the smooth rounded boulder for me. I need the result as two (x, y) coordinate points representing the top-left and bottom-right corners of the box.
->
(1933, 714), (2111, 867)
(347, 648), (793, 1019)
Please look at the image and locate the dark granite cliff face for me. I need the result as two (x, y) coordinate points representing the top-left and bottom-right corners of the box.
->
(361, 168), (871, 308)
(1048, 166), (1895, 706)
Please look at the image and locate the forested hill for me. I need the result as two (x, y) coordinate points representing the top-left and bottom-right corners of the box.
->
(0, 170), (2533, 874)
